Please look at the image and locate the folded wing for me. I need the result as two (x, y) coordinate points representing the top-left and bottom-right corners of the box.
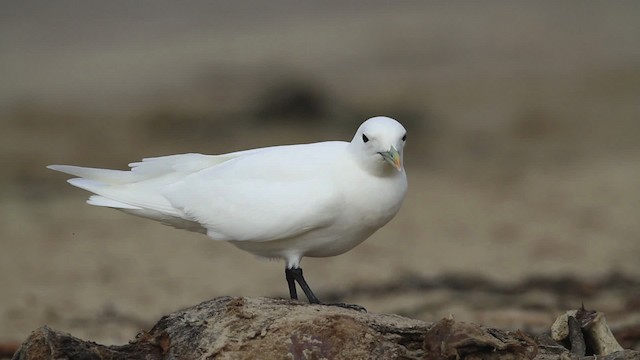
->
(165, 174), (340, 242)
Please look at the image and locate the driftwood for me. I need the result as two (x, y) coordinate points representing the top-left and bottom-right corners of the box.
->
(11, 296), (640, 359)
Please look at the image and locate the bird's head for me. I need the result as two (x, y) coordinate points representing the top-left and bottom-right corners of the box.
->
(350, 116), (407, 174)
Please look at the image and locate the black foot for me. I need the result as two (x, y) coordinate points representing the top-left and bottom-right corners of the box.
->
(325, 303), (367, 312)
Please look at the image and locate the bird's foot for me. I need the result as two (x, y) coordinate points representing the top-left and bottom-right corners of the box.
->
(324, 302), (367, 312)
(284, 267), (364, 311)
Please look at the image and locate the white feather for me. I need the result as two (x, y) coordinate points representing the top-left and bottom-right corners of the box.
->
(87, 195), (141, 209)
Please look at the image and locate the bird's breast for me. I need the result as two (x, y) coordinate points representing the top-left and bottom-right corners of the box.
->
(340, 171), (407, 227)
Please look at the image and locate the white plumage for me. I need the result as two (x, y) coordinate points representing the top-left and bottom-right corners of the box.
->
(49, 116), (408, 304)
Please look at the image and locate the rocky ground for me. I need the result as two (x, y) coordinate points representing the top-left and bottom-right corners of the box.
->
(9, 297), (640, 359)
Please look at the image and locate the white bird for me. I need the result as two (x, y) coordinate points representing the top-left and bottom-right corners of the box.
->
(48, 116), (408, 305)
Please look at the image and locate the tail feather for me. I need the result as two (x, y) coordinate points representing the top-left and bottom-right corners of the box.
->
(64, 177), (180, 215)
(87, 195), (142, 209)
(47, 152), (248, 215)
(47, 165), (137, 185)
(67, 177), (106, 190)
(48, 152), (251, 185)
(48, 153), (229, 185)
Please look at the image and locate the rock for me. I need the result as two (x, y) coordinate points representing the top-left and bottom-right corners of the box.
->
(551, 307), (625, 356)
(423, 316), (538, 360)
(10, 297), (640, 359)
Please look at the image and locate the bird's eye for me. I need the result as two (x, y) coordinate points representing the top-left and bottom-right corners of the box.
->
(402, 134), (407, 141)
(362, 134), (369, 143)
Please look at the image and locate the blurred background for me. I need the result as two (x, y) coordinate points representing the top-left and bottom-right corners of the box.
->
(1, 0), (639, 350)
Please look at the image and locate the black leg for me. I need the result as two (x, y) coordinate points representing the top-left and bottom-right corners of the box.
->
(285, 268), (298, 300)
(285, 267), (320, 304)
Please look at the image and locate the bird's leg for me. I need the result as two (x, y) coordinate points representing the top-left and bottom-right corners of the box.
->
(285, 268), (298, 300)
(285, 267), (320, 304)
(284, 267), (365, 311)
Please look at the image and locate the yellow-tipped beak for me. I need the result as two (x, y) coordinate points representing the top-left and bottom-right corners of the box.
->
(380, 146), (402, 171)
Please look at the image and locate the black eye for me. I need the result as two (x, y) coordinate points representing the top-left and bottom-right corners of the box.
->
(362, 134), (369, 143)
(402, 134), (407, 141)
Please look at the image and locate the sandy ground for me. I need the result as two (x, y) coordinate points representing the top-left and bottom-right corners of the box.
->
(1, 1), (639, 350)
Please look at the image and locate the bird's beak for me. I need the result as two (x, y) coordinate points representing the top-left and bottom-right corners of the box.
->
(379, 146), (402, 171)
